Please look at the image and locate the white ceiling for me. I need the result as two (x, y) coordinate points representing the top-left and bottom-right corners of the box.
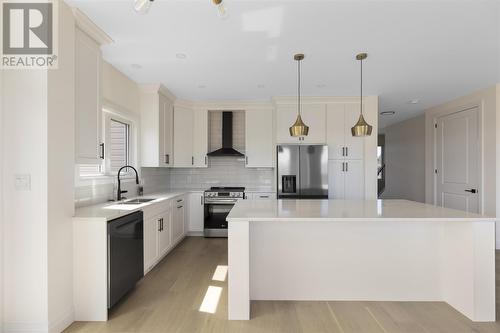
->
(66, 0), (500, 129)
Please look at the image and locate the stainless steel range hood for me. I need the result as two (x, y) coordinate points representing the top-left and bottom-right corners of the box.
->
(207, 111), (244, 157)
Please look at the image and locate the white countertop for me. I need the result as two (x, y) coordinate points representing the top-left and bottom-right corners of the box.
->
(226, 199), (496, 222)
(74, 191), (187, 221)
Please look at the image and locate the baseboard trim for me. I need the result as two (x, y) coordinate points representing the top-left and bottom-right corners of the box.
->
(49, 310), (74, 333)
(187, 231), (203, 237)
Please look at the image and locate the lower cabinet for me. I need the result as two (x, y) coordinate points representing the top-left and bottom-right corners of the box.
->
(329, 160), (365, 199)
(248, 192), (276, 200)
(143, 195), (187, 274)
(188, 192), (204, 234)
(172, 196), (186, 245)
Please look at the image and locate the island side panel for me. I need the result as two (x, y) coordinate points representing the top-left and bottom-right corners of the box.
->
(441, 220), (496, 321)
(228, 220), (250, 320)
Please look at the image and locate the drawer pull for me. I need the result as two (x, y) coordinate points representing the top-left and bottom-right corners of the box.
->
(177, 205), (183, 209)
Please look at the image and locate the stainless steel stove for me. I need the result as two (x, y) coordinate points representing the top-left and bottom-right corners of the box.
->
(204, 187), (245, 238)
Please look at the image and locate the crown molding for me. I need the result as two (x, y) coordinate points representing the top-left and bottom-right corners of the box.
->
(72, 8), (113, 45)
(139, 84), (177, 102)
(272, 96), (377, 105)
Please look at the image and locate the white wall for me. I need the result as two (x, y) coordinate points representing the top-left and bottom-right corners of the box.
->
(382, 115), (425, 202)
(102, 61), (140, 115)
(425, 84), (499, 248)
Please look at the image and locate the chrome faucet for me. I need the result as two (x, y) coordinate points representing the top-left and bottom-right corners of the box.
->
(117, 165), (140, 201)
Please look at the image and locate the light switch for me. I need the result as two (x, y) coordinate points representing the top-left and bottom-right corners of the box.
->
(15, 174), (31, 191)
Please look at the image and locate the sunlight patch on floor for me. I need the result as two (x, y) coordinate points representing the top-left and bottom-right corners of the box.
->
(199, 286), (223, 314)
(212, 265), (228, 282)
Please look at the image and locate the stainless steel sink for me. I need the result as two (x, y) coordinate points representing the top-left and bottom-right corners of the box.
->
(120, 198), (155, 205)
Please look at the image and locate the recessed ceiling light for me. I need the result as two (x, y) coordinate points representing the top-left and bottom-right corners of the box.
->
(380, 111), (396, 116)
(131, 64), (142, 69)
(176, 53), (187, 59)
(316, 84), (326, 88)
(198, 85), (207, 89)
(257, 84), (265, 88)
(408, 99), (420, 104)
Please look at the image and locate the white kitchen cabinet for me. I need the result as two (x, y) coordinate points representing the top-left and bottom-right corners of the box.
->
(245, 109), (274, 168)
(140, 86), (175, 167)
(327, 103), (364, 160)
(188, 192), (204, 234)
(173, 106), (194, 167)
(158, 210), (172, 258)
(75, 27), (103, 164)
(329, 160), (364, 199)
(143, 213), (160, 272)
(276, 104), (326, 144)
(172, 196), (186, 244)
(192, 109), (208, 167)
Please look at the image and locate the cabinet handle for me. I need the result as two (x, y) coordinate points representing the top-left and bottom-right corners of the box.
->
(99, 143), (105, 159)
(346, 147), (348, 157)
(205, 156), (207, 165)
(342, 162), (345, 172)
(165, 154), (169, 164)
(260, 195), (269, 198)
(200, 196), (203, 205)
(177, 199), (183, 203)
(245, 156), (248, 165)
(342, 147), (345, 157)
(177, 205), (183, 209)
(346, 162), (348, 172)
(192, 156), (194, 165)
(158, 219), (161, 232)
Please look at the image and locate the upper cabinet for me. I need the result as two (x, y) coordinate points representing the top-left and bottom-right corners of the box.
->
(326, 103), (364, 160)
(245, 108), (274, 168)
(140, 85), (175, 167)
(173, 105), (208, 168)
(276, 104), (326, 144)
(74, 9), (112, 164)
(75, 27), (103, 164)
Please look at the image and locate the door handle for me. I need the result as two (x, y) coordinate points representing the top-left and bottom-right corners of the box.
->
(465, 189), (477, 193)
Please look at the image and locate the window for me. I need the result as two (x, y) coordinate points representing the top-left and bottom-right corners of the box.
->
(109, 119), (130, 173)
(79, 164), (103, 177)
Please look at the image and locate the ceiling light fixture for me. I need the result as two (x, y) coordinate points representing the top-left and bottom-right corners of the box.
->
(176, 53), (187, 59)
(380, 111), (396, 116)
(289, 54), (309, 137)
(212, 0), (228, 19)
(408, 99), (420, 104)
(351, 52), (373, 137)
(134, 0), (154, 14)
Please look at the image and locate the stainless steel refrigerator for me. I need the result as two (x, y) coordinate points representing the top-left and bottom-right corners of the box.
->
(277, 145), (328, 199)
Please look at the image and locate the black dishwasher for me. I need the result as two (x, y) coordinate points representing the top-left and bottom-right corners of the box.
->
(108, 211), (144, 308)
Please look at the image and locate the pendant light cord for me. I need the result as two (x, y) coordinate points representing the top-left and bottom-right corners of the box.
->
(360, 58), (363, 116)
(298, 59), (301, 116)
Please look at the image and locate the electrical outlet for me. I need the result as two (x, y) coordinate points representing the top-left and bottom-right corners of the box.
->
(14, 174), (31, 191)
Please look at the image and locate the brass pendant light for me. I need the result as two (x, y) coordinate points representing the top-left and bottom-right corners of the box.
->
(351, 53), (373, 137)
(289, 54), (309, 137)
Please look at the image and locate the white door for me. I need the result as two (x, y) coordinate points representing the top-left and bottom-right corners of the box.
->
(158, 210), (172, 256)
(144, 215), (160, 272)
(188, 192), (204, 233)
(326, 104), (346, 159)
(75, 28), (102, 164)
(328, 160), (345, 199)
(344, 160), (365, 199)
(160, 94), (174, 166)
(343, 103), (365, 160)
(301, 104), (326, 144)
(192, 109), (208, 167)
(436, 107), (480, 213)
(246, 109), (274, 167)
(173, 106), (194, 167)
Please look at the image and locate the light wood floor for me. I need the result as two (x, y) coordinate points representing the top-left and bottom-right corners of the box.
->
(66, 237), (500, 333)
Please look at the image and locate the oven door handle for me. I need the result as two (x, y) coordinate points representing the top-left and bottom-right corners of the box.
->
(204, 199), (238, 204)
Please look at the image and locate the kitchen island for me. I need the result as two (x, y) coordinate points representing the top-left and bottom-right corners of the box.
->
(226, 199), (496, 322)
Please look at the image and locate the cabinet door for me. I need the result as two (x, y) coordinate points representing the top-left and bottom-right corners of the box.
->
(172, 197), (186, 243)
(276, 106), (301, 144)
(75, 28), (102, 164)
(144, 215), (160, 273)
(188, 192), (204, 233)
(193, 109), (208, 168)
(326, 104), (346, 160)
(158, 210), (172, 257)
(173, 106), (194, 167)
(328, 160), (345, 199)
(344, 160), (365, 199)
(344, 103), (365, 160)
(246, 109), (274, 167)
(301, 104), (326, 144)
(160, 94), (174, 166)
